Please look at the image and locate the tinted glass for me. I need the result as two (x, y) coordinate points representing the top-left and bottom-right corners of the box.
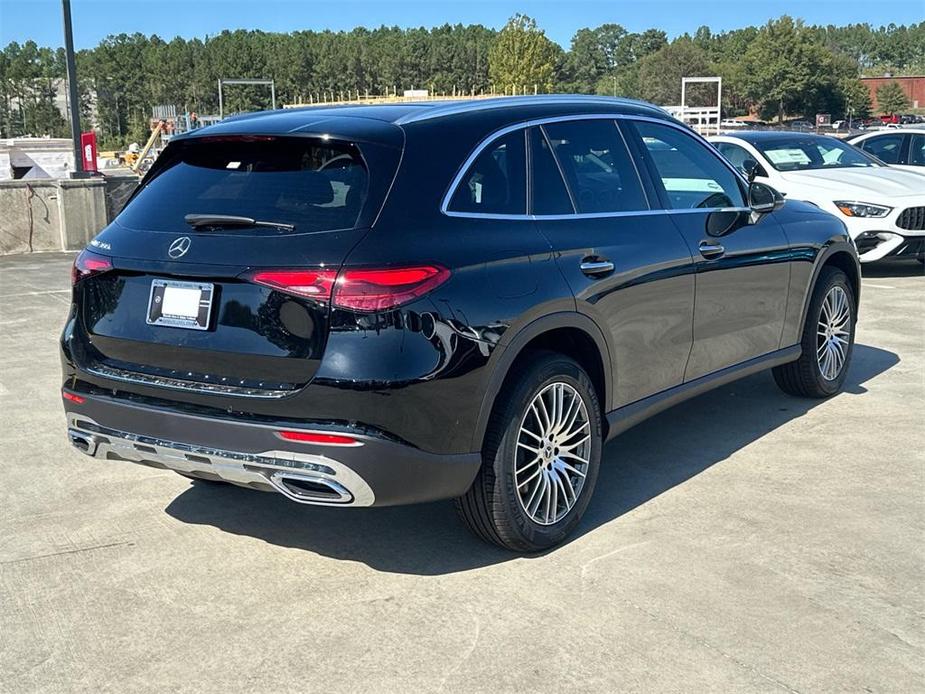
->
(634, 122), (745, 209)
(542, 119), (647, 213)
(859, 135), (904, 164)
(529, 127), (573, 215)
(449, 129), (526, 215)
(752, 136), (877, 171)
(118, 137), (367, 233)
(910, 134), (925, 165)
(715, 141), (755, 176)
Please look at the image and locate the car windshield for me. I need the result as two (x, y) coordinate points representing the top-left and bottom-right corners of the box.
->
(753, 137), (880, 172)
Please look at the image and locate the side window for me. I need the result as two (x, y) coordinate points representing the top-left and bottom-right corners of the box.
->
(909, 134), (925, 166)
(715, 142), (758, 177)
(529, 127), (574, 215)
(633, 121), (746, 209)
(542, 119), (647, 214)
(448, 129), (526, 215)
(859, 135), (904, 164)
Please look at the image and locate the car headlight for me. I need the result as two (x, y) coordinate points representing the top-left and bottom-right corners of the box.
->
(834, 201), (893, 218)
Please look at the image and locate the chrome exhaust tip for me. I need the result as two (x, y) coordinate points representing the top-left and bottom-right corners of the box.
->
(68, 429), (99, 456)
(267, 471), (353, 504)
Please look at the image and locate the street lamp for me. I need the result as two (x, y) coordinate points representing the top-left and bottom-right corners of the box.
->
(61, 0), (85, 176)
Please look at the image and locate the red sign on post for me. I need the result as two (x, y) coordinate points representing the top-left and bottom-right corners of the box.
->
(80, 131), (98, 173)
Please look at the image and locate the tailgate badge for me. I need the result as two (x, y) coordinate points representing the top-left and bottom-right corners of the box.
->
(168, 236), (191, 259)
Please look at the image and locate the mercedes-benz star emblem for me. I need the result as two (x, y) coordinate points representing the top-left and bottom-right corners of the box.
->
(168, 236), (191, 259)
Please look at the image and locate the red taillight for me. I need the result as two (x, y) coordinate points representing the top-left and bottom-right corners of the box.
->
(335, 265), (450, 312)
(246, 265), (450, 312)
(62, 390), (85, 404)
(71, 249), (113, 285)
(249, 269), (337, 299)
(276, 430), (361, 446)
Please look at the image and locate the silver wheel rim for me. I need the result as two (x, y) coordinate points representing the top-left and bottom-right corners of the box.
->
(514, 382), (591, 526)
(817, 285), (851, 381)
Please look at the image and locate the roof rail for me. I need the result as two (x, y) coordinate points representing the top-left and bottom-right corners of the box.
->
(393, 94), (667, 125)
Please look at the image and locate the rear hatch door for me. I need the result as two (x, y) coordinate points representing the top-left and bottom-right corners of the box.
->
(73, 130), (401, 400)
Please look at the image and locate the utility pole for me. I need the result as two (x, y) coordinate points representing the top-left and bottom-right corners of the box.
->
(61, 0), (85, 176)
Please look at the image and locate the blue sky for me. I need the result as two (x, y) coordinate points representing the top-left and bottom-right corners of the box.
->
(1, 0), (922, 49)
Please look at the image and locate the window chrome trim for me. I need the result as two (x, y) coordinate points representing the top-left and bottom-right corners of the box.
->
(441, 113), (750, 221)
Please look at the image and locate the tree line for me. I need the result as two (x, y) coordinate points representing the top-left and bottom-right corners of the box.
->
(1, 15), (922, 147)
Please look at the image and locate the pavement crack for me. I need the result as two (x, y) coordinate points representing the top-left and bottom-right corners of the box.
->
(620, 597), (803, 694)
(436, 608), (481, 692)
(1, 541), (134, 565)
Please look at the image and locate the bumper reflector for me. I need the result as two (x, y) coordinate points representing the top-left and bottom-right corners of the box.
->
(62, 390), (85, 404)
(276, 430), (361, 446)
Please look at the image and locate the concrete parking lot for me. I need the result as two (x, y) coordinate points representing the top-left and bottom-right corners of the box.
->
(1, 252), (922, 693)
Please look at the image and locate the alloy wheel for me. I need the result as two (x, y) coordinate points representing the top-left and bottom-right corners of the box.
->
(514, 382), (591, 525)
(817, 285), (851, 381)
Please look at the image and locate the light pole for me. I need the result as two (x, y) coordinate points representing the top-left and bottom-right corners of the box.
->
(61, 0), (85, 176)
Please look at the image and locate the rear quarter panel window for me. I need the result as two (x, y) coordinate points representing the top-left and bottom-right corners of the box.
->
(448, 129), (527, 215)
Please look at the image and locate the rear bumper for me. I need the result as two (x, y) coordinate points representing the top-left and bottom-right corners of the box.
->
(64, 392), (481, 507)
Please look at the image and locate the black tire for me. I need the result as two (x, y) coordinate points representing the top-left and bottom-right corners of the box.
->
(456, 351), (602, 552)
(773, 266), (856, 398)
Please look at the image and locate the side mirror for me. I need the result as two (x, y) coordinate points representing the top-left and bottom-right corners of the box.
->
(742, 158), (768, 183)
(748, 181), (784, 214)
(705, 209), (746, 237)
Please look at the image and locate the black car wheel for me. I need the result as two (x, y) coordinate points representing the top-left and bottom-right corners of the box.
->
(773, 267), (856, 398)
(456, 351), (602, 552)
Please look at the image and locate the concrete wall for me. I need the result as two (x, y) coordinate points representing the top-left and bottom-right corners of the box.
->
(0, 175), (138, 255)
(0, 177), (134, 255)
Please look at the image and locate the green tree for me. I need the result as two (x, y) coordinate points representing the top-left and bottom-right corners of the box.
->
(563, 24), (632, 92)
(876, 80), (911, 115)
(838, 79), (872, 121)
(740, 17), (850, 124)
(636, 38), (711, 106)
(488, 14), (560, 93)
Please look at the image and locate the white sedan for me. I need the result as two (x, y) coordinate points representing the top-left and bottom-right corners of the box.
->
(848, 128), (925, 173)
(709, 132), (925, 263)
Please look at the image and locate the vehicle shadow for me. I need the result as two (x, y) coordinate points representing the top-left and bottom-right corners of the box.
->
(165, 343), (898, 575)
(861, 258), (924, 278)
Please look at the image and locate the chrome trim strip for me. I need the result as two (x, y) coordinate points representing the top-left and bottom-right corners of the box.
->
(67, 414), (376, 507)
(440, 113), (750, 221)
(85, 363), (294, 399)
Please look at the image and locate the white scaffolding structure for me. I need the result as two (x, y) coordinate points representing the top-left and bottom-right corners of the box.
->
(677, 76), (722, 135)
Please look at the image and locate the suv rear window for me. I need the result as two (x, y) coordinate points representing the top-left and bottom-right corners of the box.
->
(117, 137), (368, 233)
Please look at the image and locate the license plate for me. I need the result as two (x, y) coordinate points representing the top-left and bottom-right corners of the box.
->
(146, 279), (214, 330)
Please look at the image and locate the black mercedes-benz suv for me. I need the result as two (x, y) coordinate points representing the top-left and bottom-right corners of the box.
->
(62, 96), (860, 551)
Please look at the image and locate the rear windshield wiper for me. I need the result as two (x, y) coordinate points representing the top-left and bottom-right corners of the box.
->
(184, 213), (295, 232)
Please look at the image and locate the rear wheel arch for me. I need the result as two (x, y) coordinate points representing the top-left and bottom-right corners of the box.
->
(471, 313), (611, 452)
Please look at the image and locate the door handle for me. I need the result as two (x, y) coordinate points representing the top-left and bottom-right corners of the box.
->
(698, 240), (725, 259)
(579, 259), (615, 277)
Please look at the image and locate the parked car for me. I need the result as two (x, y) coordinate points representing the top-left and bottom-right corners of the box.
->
(848, 128), (925, 173)
(710, 131), (925, 263)
(789, 120), (815, 131)
(720, 118), (749, 129)
(62, 97), (860, 552)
